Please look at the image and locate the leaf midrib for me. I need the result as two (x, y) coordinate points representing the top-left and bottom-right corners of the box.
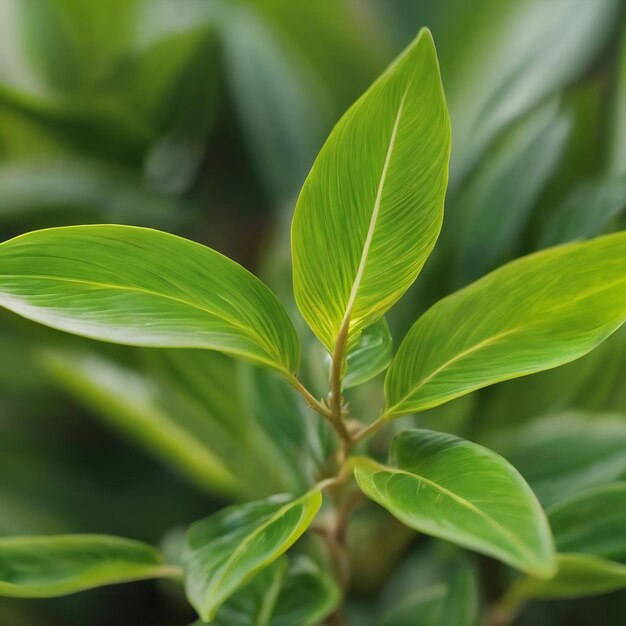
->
(203, 491), (318, 616)
(359, 459), (544, 569)
(0, 272), (284, 370)
(388, 275), (626, 414)
(338, 89), (409, 336)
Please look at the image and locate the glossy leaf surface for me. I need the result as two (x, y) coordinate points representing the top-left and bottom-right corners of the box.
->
(385, 233), (626, 417)
(0, 225), (299, 374)
(183, 491), (321, 622)
(292, 28), (450, 351)
(210, 555), (339, 626)
(0, 535), (174, 598)
(354, 430), (555, 577)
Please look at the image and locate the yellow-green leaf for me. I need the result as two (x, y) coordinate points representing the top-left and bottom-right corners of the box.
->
(291, 28), (450, 351)
(0, 225), (299, 375)
(385, 232), (626, 417)
(0, 535), (177, 598)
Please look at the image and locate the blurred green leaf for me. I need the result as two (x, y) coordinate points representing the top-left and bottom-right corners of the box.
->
(453, 99), (570, 283)
(488, 413), (626, 507)
(433, 0), (620, 184)
(548, 483), (626, 561)
(509, 554), (626, 601)
(385, 233), (626, 417)
(0, 160), (185, 228)
(0, 225), (299, 375)
(38, 347), (242, 497)
(209, 555), (340, 626)
(219, 3), (327, 199)
(183, 491), (322, 622)
(0, 535), (176, 598)
(378, 544), (478, 626)
(292, 28), (450, 352)
(354, 429), (555, 577)
(611, 24), (626, 176)
(539, 174), (626, 246)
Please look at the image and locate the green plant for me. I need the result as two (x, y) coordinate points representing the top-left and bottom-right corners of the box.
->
(0, 28), (624, 625)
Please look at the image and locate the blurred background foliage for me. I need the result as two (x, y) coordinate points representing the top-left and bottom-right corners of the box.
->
(0, 1), (624, 625)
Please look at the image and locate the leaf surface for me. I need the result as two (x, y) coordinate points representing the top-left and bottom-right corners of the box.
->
(354, 430), (555, 577)
(548, 483), (626, 561)
(0, 225), (299, 375)
(0, 535), (174, 598)
(488, 413), (626, 507)
(210, 555), (339, 626)
(385, 233), (626, 417)
(183, 491), (321, 622)
(292, 28), (450, 351)
(510, 554), (626, 600)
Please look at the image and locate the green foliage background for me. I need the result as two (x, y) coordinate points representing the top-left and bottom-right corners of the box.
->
(0, 1), (624, 625)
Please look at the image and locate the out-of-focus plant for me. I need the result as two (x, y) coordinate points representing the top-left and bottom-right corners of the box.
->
(0, 29), (624, 625)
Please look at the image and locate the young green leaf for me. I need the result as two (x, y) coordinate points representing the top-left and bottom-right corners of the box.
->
(0, 225), (299, 375)
(343, 317), (393, 388)
(183, 491), (322, 622)
(548, 483), (626, 560)
(210, 555), (340, 626)
(291, 28), (450, 352)
(0, 535), (177, 598)
(354, 430), (555, 577)
(385, 232), (626, 417)
(508, 554), (626, 601)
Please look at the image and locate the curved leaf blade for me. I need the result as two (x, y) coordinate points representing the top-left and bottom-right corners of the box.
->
(0, 535), (175, 598)
(183, 490), (322, 622)
(0, 225), (299, 374)
(510, 554), (626, 600)
(385, 232), (626, 417)
(354, 430), (555, 577)
(211, 555), (340, 626)
(292, 28), (450, 351)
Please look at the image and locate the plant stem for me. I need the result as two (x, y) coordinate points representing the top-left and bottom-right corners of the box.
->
(286, 373), (332, 418)
(328, 317), (353, 454)
(352, 412), (389, 445)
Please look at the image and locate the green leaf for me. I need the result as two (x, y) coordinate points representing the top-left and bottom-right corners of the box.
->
(378, 544), (478, 626)
(210, 555), (340, 626)
(343, 317), (393, 388)
(0, 535), (177, 598)
(453, 99), (570, 283)
(319, 317), (393, 389)
(0, 225), (299, 375)
(540, 173), (626, 247)
(183, 490), (322, 622)
(385, 232), (626, 417)
(509, 554), (626, 601)
(291, 28), (450, 352)
(488, 413), (626, 507)
(548, 483), (626, 561)
(354, 429), (555, 577)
